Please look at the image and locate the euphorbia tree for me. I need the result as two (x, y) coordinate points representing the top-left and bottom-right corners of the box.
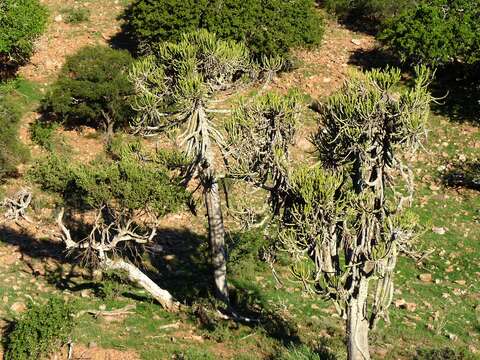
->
(129, 30), (251, 305)
(227, 67), (433, 360)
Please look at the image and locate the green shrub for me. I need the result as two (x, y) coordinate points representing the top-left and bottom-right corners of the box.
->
(42, 46), (134, 133)
(0, 99), (29, 181)
(415, 347), (475, 360)
(29, 119), (58, 151)
(29, 143), (189, 215)
(4, 298), (74, 360)
(125, 0), (324, 58)
(27, 154), (74, 194)
(379, 0), (480, 67)
(0, 0), (48, 74)
(63, 7), (90, 24)
(322, 0), (415, 29)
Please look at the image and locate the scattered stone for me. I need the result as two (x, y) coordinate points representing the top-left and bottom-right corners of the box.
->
(54, 14), (63, 22)
(80, 289), (91, 298)
(432, 227), (446, 235)
(351, 38), (361, 45)
(405, 302), (417, 312)
(88, 341), (97, 348)
(99, 304), (107, 311)
(446, 332), (458, 341)
(394, 299), (406, 308)
(429, 184), (440, 191)
(10, 302), (26, 313)
(323, 77), (332, 83)
(419, 273), (433, 283)
(454, 279), (466, 285)
(2, 295), (8, 303)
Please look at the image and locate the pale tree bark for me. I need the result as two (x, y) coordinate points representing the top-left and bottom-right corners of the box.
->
(204, 179), (229, 304)
(104, 257), (180, 311)
(347, 278), (371, 360)
(57, 208), (180, 312)
(195, 105), (230, 305)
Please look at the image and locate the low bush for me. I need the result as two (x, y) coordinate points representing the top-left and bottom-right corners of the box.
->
(42, 46), (135, 134)
(321, 0), (415, 30)
(63, 7), (90, 24)
(29, 142), (189, 215)
(379, 0), (480, 67)
(29, 120), (58, 151)
(4, 298), (74, 360)
(0, 0), (48, 77)
(0, 98), (29, 181)
(124, 0), (324, 58)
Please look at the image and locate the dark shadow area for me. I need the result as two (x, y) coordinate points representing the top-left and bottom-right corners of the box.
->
(441, 160), (480, 191)
(0, 221), (303, 347)
(348, 47), (400, 71)
(430, 65), (480, 125)
(0, 56), (21, 81)
(108, 5), (139, 55)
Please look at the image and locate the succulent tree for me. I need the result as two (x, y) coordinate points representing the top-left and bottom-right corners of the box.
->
(129, 30), (251, 305)
(226, 67), (433, 360)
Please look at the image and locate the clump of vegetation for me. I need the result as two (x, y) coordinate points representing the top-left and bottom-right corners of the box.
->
(4, 298), (74, 360)
(0, 0), (48, 77)
(124, 0), (324, 58)
(0, 98), (29, 181)
(29, 142), (190, 310)
(29, 120), (58, 152)
(42, 46), (134, 137)
(63, 7), (90, 24)
(322, 0), (415, 30)
(415, 347), (474, 360)
(379, 0), (480, 67)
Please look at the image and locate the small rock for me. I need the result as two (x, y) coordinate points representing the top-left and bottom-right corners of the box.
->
(2, 295), (8, 303)
(54, 14), (63, 22)
(99, 304), (106, 311)
(88, 341), (97, 348)
(394, 299), (406, 308)
(351, 38), (362, 45)
(80, 289), (91, 298)
(323, 77), (332, 83)
(419, 273), (433, 283)
(446, 332), (458, 341)
(432, 227), (446, 235)
(454, 279), (466, 285)
(10, 302), (26, 313)
(429, 184), (441, 191)
(405, 302), (417, 312)
(459, 154), (467, 162)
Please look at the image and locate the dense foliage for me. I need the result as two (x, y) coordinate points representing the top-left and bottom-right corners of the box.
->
(42, 46), (134, 134)
(321, 0), (415, 29)
(0, 0), (48, 75)
(29, 141), (189, 216)
(379, 0), (480, 67)
(125, 0), (324, 58)
(4, 298), (74, 360)
(0, 98), (29, 181)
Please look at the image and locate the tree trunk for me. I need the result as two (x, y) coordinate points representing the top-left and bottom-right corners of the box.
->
(204, 179), (229, 305)
(347, 278), (371, 360)
(104, 257), (180, 312)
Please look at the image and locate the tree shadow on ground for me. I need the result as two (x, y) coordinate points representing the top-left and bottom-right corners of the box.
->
(441, 160), (480, 191)
(348, 47), (400, 71)
(429, 67), (480, 126)
(0, 222), (305, 347)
